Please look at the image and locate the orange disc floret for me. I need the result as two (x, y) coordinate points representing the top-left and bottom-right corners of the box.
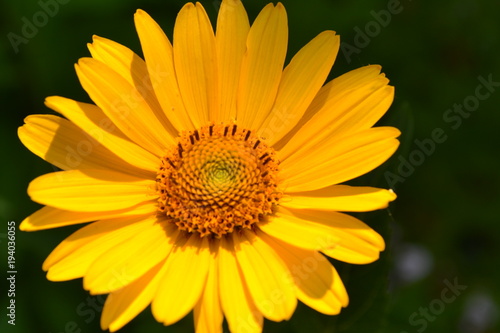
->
(156, 123), (282, 237)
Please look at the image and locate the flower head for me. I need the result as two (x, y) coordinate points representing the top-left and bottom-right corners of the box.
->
(19, 0), (400, 332)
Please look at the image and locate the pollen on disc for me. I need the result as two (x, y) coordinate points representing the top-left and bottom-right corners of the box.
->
(156, 123), (282, 238)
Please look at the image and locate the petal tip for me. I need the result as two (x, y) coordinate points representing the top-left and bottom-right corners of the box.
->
(19, 220), (31, 232)
(181, 2), (195, 10)
(321, 30), (337, 37)
(91, 34), (102, 43)
(45, 269), (60, 281)
(17, 125), (25, 139)
(388, 188), (397, 201)
(43, 95), (58, 108)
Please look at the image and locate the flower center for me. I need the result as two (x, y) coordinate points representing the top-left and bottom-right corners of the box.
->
(156, 123), (282, 238)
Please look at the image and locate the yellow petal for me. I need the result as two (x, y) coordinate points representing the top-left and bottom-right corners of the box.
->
(304, 65), (389, 129)
(134, 9), (194, 132)
(152, 235), (211, 325)
(233, 230), (297, 322)
(194, 244), (223, 333)
(18, 115), (150, 177)
(215, 0), (250, 123)
(237, 3), (288, 130)
(87, 35), (178, 139)
(283, 185), (397, 212)
(43, 215), (155, 280)
(19, 201), (157, 231)
(28, 169), (157, 212)
(258, 31), (340, 145)
(278, 65), (393, 158)
(88, 35), (139, 85)
(259, 231), (348, 314)
(83, 220), (175, 294)
(87, 36), (154, 104)
(45, 96), (159, 174)
(75, 58), (174, 156)
(173, 3), (217, 127)
(219, 236), (263, 333)
(281, 127), (400, 192)
(101, 260), (168, 332)
(259, 207), (341, 252)
(261, 207), (385, 264)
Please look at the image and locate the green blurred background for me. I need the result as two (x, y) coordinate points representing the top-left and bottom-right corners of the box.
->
(1, 0), (499, 332)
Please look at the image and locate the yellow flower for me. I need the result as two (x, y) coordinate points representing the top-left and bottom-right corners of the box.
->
(19, 0), (400, 332)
